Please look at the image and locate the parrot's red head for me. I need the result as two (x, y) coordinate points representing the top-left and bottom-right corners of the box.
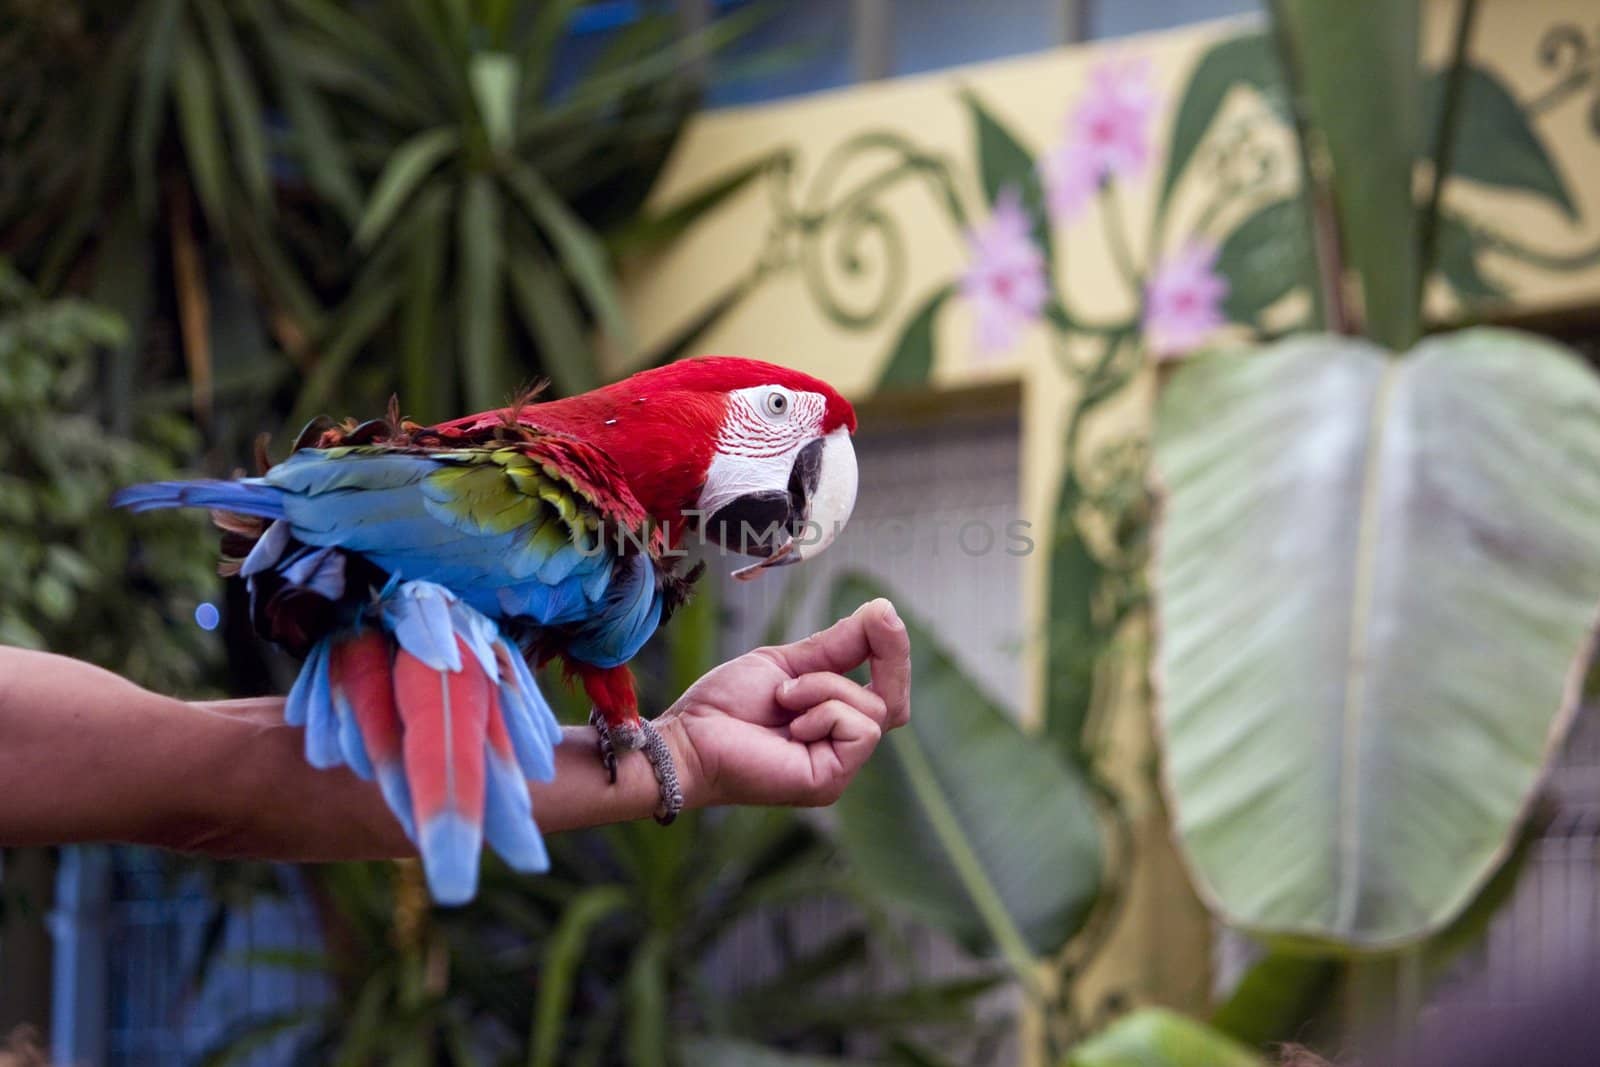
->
(444, 357), (858, 577)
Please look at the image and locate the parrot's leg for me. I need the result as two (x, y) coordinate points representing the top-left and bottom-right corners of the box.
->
(579, 664), (684, 824)
(588, 707), (618, 782)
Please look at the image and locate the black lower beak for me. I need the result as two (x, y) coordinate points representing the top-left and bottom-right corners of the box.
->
(704, 491), (792, 557)
(702, 439), (825, 558)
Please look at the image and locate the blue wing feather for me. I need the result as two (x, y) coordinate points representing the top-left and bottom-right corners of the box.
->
(265, 451), (436, 495)
(119, 442), (667, 686)
(567, 554), (663, 668)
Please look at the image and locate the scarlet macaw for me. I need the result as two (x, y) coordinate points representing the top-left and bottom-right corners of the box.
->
(115, 357), (858, 903)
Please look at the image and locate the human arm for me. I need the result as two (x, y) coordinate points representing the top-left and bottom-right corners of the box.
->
(0, 598), (909, 861)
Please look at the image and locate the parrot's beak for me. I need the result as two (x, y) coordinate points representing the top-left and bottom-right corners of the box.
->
(730, 428), (857, 581)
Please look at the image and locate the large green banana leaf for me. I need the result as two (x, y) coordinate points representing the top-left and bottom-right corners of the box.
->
(1152, 329), (1600, 948)
(1067, 1009), (1264, 1067)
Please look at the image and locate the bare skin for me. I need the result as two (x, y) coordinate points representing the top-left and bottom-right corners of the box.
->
(0, 599), (910, 862)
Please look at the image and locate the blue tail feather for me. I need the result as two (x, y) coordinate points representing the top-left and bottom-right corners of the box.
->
(382, 582), (462, 672)
(300, 644), (343, 770)
(283, 640), (326, 728)
(111, 479), (286, 518)
(332, 689), (375, 780)
(279, 546), (346, 602)
(419, 813), (483, 906)
(483, 751), (549, 873)
(375, 765), (417, 843)
(240, 520), (291, 577)
(507, 647), (565, 749)
(497, 678), (557, 781)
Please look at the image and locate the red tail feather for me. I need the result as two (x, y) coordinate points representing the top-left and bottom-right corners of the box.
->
(331, 631), (402, 765)
(485, 686), (515, 762)
(393, 639), (491, 833)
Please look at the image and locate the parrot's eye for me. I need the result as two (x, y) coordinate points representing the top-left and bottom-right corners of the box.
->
(762, 390), (790, 419)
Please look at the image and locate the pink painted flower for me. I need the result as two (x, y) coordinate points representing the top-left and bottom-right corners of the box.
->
(1042, 57), (1158, 224)
(1076, 58), (1157, 178)
(1042, 141), (1098, 224)
(961, 187), (1048, 355)
(1142, 241), (1228, 358)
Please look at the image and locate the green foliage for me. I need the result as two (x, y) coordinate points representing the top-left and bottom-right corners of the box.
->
(1420, 63), (1577, 218)
(1160, 14), (1582, 330)
(0, 261), (218, 693)
(208, 811), (995, 1067)
(1209, 950), (1338, 1050)
(875, 285), (953, 392)
(0, 0), (749, 447)
(282, 0), (766, 421)
(678, 1038), (878, 1067)
(1127, 2), (1600, 1057)
(963, 91), (1055, 273)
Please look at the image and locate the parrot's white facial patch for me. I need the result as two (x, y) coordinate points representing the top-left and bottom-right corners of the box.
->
(696, 448), (795, 522)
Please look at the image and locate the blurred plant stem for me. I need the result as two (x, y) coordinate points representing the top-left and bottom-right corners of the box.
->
(1263, 0), (1345, 333)
(1416, 0), (1482, 309)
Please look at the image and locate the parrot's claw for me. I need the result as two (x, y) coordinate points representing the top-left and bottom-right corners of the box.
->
(589, 710), (684, 825)
(638, 719), (684, 826)
(589, 707), (619, 784)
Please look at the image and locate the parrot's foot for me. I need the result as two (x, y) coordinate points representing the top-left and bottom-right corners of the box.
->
(589, 710), (684, 825)
(637, 719), (684, 826)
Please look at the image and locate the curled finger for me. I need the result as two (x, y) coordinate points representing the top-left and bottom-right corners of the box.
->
(777, 671), (888, 725)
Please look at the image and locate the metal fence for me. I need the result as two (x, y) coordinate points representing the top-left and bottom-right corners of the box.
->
(51, 850), (327, 1067)
(1425, 704), (1600, 1025)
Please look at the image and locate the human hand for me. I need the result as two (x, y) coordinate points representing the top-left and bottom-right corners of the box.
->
(657, 598), (912, 809)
